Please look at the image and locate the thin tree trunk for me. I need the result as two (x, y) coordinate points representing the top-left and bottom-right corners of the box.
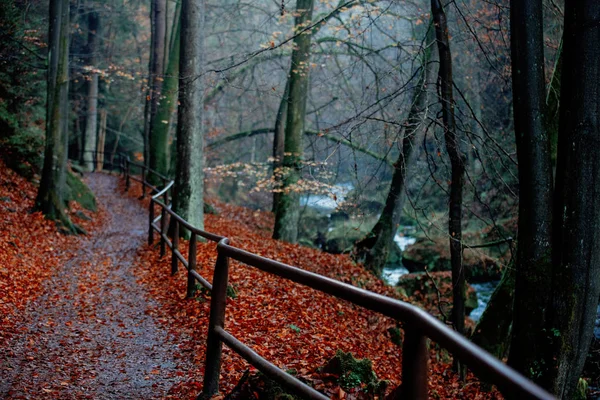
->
(173, 0), (205, 237)
(82, 9), (100, 171)
(36, 0), (75, 232)
(431, 0), (466, 377)
(352, 24), (434, 277)
(273, 0), (315, 243)
(548, 1), (600, 397)
(149, 0), (167, 180)
(506, 0), (554, 385)
(109, 104), (134, 164)
(272, 79), (290, 213)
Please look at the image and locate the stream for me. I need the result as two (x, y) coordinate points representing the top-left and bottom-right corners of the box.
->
(381, 233), (499, 322)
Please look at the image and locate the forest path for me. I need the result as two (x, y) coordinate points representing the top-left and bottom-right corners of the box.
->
(0, 173), (188, 399)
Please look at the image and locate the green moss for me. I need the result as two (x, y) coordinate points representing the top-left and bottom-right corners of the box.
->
(323, 350), (388, 396)
(64, 171), (97, 211)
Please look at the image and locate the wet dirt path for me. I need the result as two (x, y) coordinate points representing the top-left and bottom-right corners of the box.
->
(0, 173), (188, 399)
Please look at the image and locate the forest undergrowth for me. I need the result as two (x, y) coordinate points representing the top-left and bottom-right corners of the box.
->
(125, 180), (502, 399)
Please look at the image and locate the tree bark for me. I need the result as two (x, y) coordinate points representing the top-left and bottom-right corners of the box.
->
(506, 0), (554, 384)
(82, 8), (100, 171)
(352, 24), (434, 277)
(272, 80), (290, 214)
(273, 0), (315, 243)
(431, 0), (467, 376)
(173, 0), (205, 237)
(548, 1), (600, 397)
(36, 0), (74, 231)
(150, 10), (181, 179)
(149, 0), (167, 180)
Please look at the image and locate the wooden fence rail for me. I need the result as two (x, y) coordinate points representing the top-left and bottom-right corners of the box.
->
(78, 151), (555, 400)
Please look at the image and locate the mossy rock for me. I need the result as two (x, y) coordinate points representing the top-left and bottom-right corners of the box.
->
(322, 350), (388, 396)
(64, 171), (97, 211)
(402, 238), (503, 282)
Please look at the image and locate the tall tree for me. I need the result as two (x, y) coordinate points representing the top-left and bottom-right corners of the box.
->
(82, 7), (101, 171)
(35, 0), (74, 231)
(431, 0), (467, 376)
(150, 4), (181, 179)
(148, 0), (167, 178)
(352, 25), (435, 277)
(506, 0), (554, 384)
(547, 0), (600, 396)
(508, 0), (600, 397)
(173, 0), (205, 235)
(272, 0), (315, 243)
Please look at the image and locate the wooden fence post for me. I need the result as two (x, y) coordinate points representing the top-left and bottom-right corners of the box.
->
(160, 206), (167, 257)
(171, 219), (179, 275)
(187, 233), (198, 298)
(148, 199), (154, 245)
(401, 328), (429, 400)
(201, 240), (230, 399)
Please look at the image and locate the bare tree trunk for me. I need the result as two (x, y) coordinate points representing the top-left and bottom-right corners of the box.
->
(149, 0), (167, 180)
(431, 0), (466, 377)
(36, 0), (75, 232)
(272, 79), (290, 213)
(548, 1), (600, 397)
(82, 8), (100, 171)
(352, 24), (434, 277)
(273, 0), (315, 243)
(506, 0), (554, 385)
(173, 0), (205, 237)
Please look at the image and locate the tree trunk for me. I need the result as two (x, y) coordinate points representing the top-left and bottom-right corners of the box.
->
(36, 0), (74, 232)
(173, 0), (205, 237)
(150, 9), (181, 179)
(272, 80), (290, 214)
(352, 24), (434, 277)
(506, 0), (554, 384)
(82, 9), (100, 171)
(96, 109), (107, 171)
(431, 0), (466, 377)
(149, 0), (167, 180)
(548, 1), (600, 397)
(272, 0), (315, 243)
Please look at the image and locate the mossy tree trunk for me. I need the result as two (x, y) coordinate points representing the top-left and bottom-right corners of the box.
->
(36, 0), (75, 232)
(148, 0), (166, 176)
(352, 24), (434, 277)
(272, 0), (315, 243)
(173, 0), (205, 238)
(150, 9), (181, 180)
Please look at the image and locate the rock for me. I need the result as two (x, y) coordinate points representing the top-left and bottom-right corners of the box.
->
(397, 271), (479, 316)
(402, 238), (503, 282)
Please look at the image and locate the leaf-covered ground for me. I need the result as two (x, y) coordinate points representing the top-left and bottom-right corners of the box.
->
(125, 181), (502, 399)
(0, 171), (193, 398)
(0, 167), (502, 399)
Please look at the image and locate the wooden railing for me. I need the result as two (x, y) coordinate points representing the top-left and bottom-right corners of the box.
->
(100, 153), (554, 400)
